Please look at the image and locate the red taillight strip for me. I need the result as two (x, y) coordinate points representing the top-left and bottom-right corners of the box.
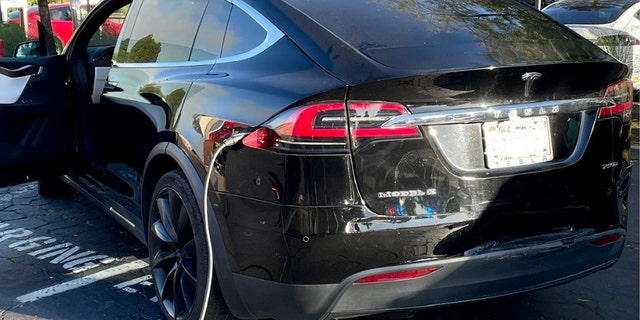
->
(242, 101), (421, 150)
(348, 102), (420, 138)
(351, 127), (420, 138)
(598, 102), (632, 117)
(287, 103), (347, 138)
(590, 234), (623, 247)
(355, 267), (441, 284)
(599, 79), (633, 119)
(282, 102), (420, 139)
(242, 127), (276, 149)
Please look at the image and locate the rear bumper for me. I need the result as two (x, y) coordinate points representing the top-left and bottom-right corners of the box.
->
(231, 228), (625, 320)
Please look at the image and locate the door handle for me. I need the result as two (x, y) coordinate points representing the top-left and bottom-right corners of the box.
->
(0, 65), (42, 78)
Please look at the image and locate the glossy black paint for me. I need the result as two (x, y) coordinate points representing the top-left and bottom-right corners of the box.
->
(173, 37), (346, 183)
(0, 0), (633, 318)
(202, 59), (630, 286)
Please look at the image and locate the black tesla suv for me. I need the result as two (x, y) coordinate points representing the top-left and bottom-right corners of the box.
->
(0, 0), (633, 319)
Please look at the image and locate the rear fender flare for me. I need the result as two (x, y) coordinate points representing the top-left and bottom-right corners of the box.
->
(142, 142), (252, 318)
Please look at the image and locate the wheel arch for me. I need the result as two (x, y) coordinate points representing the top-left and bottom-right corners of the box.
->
(141, 141), (253, 318)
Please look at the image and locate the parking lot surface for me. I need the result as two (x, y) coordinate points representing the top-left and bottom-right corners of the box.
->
(0, 148), (638, 320)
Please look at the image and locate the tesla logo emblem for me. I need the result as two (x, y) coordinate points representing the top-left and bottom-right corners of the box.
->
(521, 72), (542, 98)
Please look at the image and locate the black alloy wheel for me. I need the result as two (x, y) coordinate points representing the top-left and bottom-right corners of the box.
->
(148, 170), (208, 320)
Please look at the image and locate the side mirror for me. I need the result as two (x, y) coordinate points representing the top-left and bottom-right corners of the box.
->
(14, 41), (45, 58)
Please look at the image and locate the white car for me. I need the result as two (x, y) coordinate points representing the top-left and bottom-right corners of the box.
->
(544, 0), (640, 91)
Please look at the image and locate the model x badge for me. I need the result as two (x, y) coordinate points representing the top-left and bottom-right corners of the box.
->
(521, 72), (542, 98)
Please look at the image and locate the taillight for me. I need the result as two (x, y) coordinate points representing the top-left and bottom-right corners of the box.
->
(242, 101), (420, 152)
(355, 267), (441, 284)
(208, 121), (236, 145)
(348, 102), (421, 138)
(599, 79), (633, 122)
(590, 233), (623, 247)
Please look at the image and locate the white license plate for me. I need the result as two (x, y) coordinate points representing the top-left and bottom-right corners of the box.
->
(483, 116), (553, 169)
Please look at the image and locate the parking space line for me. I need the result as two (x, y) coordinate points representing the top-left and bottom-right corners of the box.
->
(113, 274), (152, 289)
(16, 259), (149, 303)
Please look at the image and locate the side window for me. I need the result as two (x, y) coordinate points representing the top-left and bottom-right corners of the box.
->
(221, 5), (267, 58)
(190, 0), (232, 62)
(115, 0), (209, 63)
(50, 7), (72, 21)
(89, 5), (130, 47)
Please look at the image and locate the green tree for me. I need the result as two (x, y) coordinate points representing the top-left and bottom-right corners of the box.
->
(0, 24), (27, 57)
(128, 34), (161, 63)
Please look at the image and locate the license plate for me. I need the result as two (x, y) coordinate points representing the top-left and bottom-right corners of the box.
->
(483, 116), (553, 169)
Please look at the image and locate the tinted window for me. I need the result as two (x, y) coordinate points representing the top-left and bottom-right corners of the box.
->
(190, 0), (232, 62)
(220, 6), (267, 58)
(116, 0), (208, 63)
(282, 0), (595, 70)
(543, 0), (635, 24)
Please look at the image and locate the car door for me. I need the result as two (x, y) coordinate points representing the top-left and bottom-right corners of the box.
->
(0, 54), (70, 188)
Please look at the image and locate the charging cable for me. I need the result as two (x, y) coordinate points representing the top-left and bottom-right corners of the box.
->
(199, 132), (248, 320)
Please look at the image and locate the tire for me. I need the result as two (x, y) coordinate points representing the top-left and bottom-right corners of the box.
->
(148, 170), (236, 320)
(38, 176), (73, 198)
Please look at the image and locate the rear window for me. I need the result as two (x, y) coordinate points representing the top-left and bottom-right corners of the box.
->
(543, 0), (635, 24)
(282, 0), (602, 70)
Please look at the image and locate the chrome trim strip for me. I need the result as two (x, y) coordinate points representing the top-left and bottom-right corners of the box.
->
(113, 60), (216, 68)
(109, 207), (136, 228)
(382, 98), (611, 178)
(382, 98), (614, 127)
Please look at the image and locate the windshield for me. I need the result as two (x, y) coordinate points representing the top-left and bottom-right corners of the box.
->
(543, 0), (635, 24)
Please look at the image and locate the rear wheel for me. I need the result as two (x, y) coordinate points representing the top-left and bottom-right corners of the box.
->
(148, 170), (236, 320)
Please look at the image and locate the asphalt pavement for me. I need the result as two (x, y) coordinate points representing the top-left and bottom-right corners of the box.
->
(0, 147), (638, 320)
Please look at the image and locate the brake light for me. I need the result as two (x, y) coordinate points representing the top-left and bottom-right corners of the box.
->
(599, 79), (633, 122)
(242, 127), (278, 149)
(355, 267), (441, 284)
(208, 121), (236, 145)
(348, 102), (420, 138)
(242, 101), (420, 152)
